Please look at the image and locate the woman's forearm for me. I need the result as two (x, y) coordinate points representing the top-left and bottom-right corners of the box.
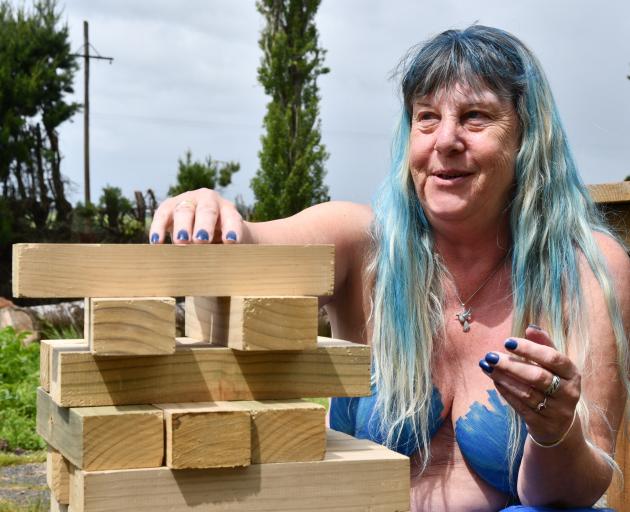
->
(517, 420), (613, 506)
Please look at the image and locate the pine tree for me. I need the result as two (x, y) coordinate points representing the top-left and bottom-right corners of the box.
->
(251, 0), (330, 221)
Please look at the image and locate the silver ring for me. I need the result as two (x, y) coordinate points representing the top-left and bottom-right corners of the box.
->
(536, 397), (547, 412)
(544, 375), (561, 397)
(175, 199), (197, 210)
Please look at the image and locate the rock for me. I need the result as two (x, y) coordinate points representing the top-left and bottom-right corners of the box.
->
(0, 297), (15, 309)
(0, 298), (38, 345)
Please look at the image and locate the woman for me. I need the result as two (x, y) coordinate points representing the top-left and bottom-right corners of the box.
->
(149, 26), (630, 511)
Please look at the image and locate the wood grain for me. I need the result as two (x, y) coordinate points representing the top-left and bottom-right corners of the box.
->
(50, 494), (69, 512)
(47, 446), (70, 504)
(589, 182), (630, 204)
(185, 296), (318, 350)
(40, 340), (86, 392)
(157, 400), (325, 468)
(37, 388), (164, 471)
(247, 399), (326, 463)
(13, 244), (334, 298)
(88, 297), (176, 355)
(607, 417), (630, 511)
(68, 429), (410, 512)
(49, 337), (370, 407)
(157, 402), (251, 469)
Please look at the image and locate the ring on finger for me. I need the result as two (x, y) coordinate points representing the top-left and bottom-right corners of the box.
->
(536, 397), (548, 413)
(544, 375), (561, 397)
(175, 199), (197, 210)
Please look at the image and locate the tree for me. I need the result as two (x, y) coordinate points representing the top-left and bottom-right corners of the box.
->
(0, 0), (79, 232)
(251, 0), (330, 221)
(168, 150), (240, 196)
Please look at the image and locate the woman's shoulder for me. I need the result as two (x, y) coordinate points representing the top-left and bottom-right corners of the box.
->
(585, 230), (630, 318)
(591, 230), (630, 284)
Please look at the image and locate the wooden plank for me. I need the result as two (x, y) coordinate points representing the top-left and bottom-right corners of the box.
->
(185, 296), (318, 350)
(40, 340), (86, 392)
(13, 244), (335, 298)
(247, 399), (326, 463)
(156, 400), (326, 468)
(589, 182), (630, 204)
(607, 415), (630, 511)
(49, 337), (370, 407)
(50, 494), (69, 512)
(37, 388), (164, 470)
(88, 297), (176, 355)
(157, 402), (251, 469)
(47, 446), (70, 505)
(68, 429), (410, 512)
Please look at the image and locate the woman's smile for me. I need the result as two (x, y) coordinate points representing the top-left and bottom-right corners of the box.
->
(409, 85), (520, 226)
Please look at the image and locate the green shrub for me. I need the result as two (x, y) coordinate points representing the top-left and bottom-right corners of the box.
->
(0, 327), (44, 451)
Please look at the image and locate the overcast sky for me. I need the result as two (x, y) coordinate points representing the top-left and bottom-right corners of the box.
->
(38, 0), (630, 206)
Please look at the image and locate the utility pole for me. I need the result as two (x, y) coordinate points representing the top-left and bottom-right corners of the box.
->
(72, 21), (113, 206)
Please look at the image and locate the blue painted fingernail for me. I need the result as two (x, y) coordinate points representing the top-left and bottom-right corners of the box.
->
(505, 339), (518, 350)
(176, 229), (189, 241)
(485, 352), (500, 365)
(528, 323), (543, 331)
(226, 231), (237, 242)
(196, 229), (209, 241)
(150, 233), (159, 244)
(479, 360), (493, 373)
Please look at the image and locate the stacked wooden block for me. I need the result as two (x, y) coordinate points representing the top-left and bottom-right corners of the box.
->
(13, 243), (410, 512)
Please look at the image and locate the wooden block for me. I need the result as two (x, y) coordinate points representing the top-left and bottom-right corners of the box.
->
(157, 402), (251, 469)
(247, 399), (326, 463)
(47, 446), (70, 504)
(589, 182), (630, 204)
(607, 414), (630, 511)
(40, 340), (86, 392)
(68, 429), (410, 512)
(156, 400), (325, 468)
(37, 388), (164, 470)
(49, 337), (370, 407)
(50, 494), (69, 512)
(13, 244), (334, 298)
(87, 297), (176, 355)
(186, 296), (318, 350)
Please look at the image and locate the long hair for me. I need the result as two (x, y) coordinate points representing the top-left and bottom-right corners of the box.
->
(368, 25), (628, 485)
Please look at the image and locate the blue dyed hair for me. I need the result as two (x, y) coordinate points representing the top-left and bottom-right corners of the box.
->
(368, 25), (628, 486)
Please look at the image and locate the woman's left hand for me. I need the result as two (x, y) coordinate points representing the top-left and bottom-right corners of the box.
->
(479, 325), (581, 445)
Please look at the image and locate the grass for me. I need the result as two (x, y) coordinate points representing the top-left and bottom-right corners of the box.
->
(0, 451), (46, 467)
(40, 321), (81, 342)
(0, 327), (44, 451)
(0, 500), (47, 512)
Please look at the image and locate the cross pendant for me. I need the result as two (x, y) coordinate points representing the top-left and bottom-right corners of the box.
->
(455, 307), (472, 333)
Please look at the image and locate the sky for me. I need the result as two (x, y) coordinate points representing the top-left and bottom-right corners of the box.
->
(26, 0), (630, 206)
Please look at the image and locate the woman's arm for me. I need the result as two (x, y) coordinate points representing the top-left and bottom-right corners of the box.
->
(517, 233), (629, 506)
(149, 189), (374, 308)
(482, 233), (630, 506)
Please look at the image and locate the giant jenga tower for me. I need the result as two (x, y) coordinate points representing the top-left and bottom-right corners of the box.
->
(13, 243), (410, 512)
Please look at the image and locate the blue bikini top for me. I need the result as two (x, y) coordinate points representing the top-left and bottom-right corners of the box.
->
(330, 385), (526, 496)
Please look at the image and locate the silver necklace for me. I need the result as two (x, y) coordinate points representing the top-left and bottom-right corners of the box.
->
(453, 256), (507, 333)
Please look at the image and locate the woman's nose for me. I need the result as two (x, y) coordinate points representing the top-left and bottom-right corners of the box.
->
(433, 119), (465, 154)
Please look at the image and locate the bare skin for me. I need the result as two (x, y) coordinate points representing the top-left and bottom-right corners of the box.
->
(149, 86), (630, 510)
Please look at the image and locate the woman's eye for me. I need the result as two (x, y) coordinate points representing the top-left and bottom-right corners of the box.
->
(417, 112), (438, 123)
(464, 111), (486, 122)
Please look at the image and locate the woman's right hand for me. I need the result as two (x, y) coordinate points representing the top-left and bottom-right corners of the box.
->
(148, 188), (244, 245)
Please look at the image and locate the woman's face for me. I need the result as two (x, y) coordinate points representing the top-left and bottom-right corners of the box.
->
(408, 84), (520, 228)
